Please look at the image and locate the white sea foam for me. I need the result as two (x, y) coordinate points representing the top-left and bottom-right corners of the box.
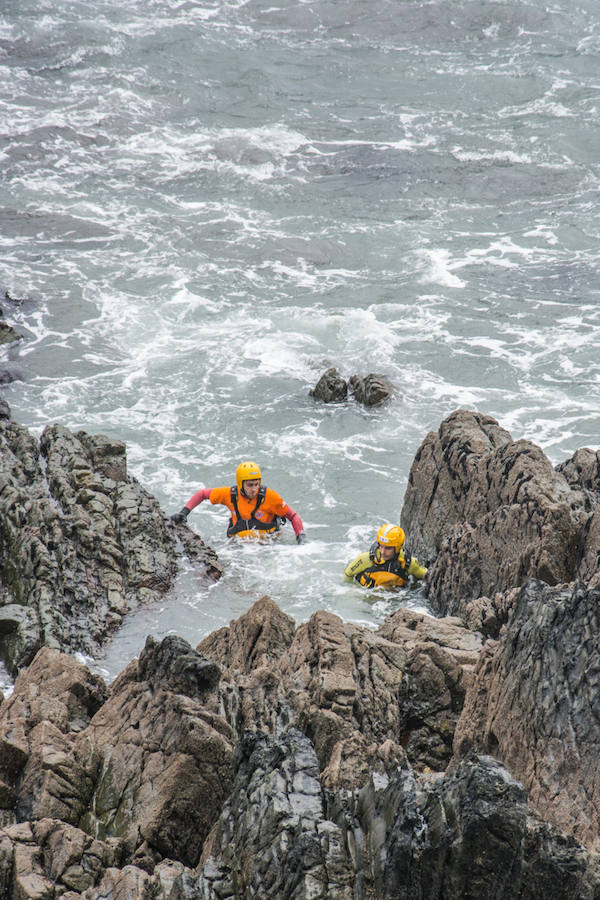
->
(3, 0), (600, 680)
(121, 123), (309, 183)
(418, 250), (466, 288)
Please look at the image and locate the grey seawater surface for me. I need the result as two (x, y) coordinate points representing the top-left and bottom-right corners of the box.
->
(1, 0), (599, 682)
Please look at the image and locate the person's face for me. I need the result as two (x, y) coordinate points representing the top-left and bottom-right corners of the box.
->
(242, 479), (261, 498)
(378, 543), (396, 561)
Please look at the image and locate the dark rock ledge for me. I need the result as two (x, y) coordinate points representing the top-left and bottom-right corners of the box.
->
(1, 408), (600, 898)
(0, 414), (221, 675)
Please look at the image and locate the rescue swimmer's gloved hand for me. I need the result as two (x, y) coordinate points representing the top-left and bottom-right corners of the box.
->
(296, 532), (307, 545)
(170, 507), (190, 525)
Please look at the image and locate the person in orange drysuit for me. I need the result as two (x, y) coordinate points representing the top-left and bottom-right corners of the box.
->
(170, 460), (307, 543)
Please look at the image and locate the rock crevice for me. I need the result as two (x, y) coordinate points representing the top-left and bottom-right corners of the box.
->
(2, 408), (600, 897)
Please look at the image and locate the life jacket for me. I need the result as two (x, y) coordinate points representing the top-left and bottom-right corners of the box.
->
(226, 486), (282, 539)
(356, 543), (410, 589)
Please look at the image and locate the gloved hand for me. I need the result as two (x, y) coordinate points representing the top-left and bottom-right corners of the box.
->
(296, 532), (307, 545)
(170, 507), (190, 525)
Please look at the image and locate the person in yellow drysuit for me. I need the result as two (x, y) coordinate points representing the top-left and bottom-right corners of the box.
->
(344, 523), (427, 588)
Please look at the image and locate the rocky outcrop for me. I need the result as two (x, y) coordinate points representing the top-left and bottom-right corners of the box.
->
(0, 418), (222, 675)
(0, 293), (26, 346)
(197, 596), (483, 786)
(310, 368), (395, 406)
(402, 409), (597, 616)
(197, 728), (355, 899)
(2, 624), (600, 899)
(0, 819), (124, 899)
(0, 647), (107, 833)
(556, 448), (600, 590)
(2, 407), (600, 897)
(0, 635), (234, 876)
(453, 579), (600, 853)
(378, 753), (600, 899)
(74, 635), (233, 870)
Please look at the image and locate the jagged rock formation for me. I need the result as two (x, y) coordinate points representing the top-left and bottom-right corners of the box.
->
(2, 600), (600, 898)
(453, 579), (600, 853)
(198, 596), (482, 785)
(0, 418), (221, 675)
(2, 407), (600, 897)
(556, 448), (600, 588)
(0, 646), (107, 833)
(0, 636), (233, 880)
(198, 735), (599, 900)
(402, 409), (600, 621)
(74, 635), (233, 870)
(197, 728), (356, 898)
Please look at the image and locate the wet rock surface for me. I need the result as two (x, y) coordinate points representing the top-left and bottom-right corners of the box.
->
(310, 368), (395, 406)
(309, 366), (348, 402)
(453, 579), (600, 853)
(1, 406), (600, 897)
(0, 292), (27, 346)
(348, 373), (395, 407)
(0, 417), (221, 675)
(0, 321), (23, 345)
(402, 409), (597, 615)
(198, 597), (482, 785)
(4, 603), (600, 899)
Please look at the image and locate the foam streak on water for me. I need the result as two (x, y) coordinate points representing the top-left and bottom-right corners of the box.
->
(1, 0), (599, 679)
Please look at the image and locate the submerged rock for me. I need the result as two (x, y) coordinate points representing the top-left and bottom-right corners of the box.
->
(3, 291), (32, 306)
(309, 367), (348, 402)
(309, 368), (395, 406)
(348, 373), (395, 407)
(0, 321), (23, 345)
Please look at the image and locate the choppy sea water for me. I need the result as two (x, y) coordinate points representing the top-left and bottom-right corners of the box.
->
(1, 0), (599, 685)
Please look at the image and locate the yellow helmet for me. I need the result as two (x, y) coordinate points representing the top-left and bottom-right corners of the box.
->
(236, 460), (261, 491)
(376, 523), (405, 552)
